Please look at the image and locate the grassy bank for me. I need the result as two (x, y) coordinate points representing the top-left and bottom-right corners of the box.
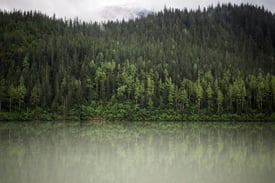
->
(0, 103), (274, 122)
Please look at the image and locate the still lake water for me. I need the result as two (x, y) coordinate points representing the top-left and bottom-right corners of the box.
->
(0, 121), (274, 183)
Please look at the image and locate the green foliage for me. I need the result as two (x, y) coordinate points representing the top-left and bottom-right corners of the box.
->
(0, 4), (275, 121)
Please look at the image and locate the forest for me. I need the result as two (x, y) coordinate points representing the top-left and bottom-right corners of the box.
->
(0, 3), (275, 121)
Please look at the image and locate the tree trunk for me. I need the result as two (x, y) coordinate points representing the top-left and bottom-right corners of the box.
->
(198, 98), (201, 112)
(9, 97), (12, 112)
(181, 102), (184, 121)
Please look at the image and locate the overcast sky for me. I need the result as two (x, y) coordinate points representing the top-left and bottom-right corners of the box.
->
(0, 0), (274, 22)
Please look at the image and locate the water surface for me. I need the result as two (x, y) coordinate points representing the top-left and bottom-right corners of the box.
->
(0, 121), (274, 183)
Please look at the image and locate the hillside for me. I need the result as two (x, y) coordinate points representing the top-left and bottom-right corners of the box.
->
(0, 4), (275, 121)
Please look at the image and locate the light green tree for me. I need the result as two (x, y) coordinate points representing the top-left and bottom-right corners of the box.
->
(8, 84), (17, 112)
(95, 67), (106, 100)
(17, 76), (26, 111)
(256, 71), (265, 111)
(206, 83), (213, 113)
(146, 75), (154, 108)
(195, 81), (203, 111)
(30, 84), (40, 107)
(217, 89), (224, 114)
(167, 77), (175, 107)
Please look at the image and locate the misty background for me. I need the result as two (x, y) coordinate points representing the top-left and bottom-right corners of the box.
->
(0, 0), (274, 22)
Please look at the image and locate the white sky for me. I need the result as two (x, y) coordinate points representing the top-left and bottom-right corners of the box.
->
(0, 0), (274, 22)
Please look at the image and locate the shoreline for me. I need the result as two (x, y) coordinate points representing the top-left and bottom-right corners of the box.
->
(1, 111), (274, 122)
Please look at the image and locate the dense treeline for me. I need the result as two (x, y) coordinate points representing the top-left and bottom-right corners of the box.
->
(0, 3), (275, 121)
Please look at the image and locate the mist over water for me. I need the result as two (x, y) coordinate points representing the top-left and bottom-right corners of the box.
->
(0, 122), (274, 183)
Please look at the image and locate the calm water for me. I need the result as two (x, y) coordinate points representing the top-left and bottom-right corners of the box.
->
(0, 121), (274, 183)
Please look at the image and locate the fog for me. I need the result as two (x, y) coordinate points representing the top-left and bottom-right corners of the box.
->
(0, 0), (274, 21)
(0, 122), (274, 183)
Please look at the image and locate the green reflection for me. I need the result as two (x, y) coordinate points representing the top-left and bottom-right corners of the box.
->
(0, 122), (274, 183)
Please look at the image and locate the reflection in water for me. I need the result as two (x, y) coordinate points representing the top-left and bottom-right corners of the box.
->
(0, 122), (274, 183)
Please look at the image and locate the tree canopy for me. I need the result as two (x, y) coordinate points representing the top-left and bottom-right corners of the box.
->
(0, 4), (275, 120)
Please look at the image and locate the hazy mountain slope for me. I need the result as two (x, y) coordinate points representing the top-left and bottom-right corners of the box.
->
(0, 4), (274, 120)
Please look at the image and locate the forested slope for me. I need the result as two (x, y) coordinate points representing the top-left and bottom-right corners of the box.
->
(0, 4), (275, 121)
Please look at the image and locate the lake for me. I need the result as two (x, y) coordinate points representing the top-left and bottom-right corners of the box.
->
(0, 121), (274, 183)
